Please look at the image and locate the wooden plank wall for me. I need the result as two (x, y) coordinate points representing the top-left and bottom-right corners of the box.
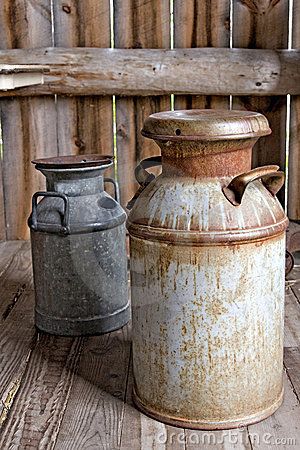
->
(53, 1), (113, 159)
(114, 0), (170, 207)
(288, 0), (300, 220)
(52, 0), (114, 194)
(0, 0), (299, 240)
(0, 0), (115, 241)
(233, 0), (289, 205)
(174, 0), (230, 110)
(0, 146), (5, 241)
(0, 0), (57, 240)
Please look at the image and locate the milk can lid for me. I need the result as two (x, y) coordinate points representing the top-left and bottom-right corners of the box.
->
(141, 109), (271, 141)
(32, 154), (113, 169)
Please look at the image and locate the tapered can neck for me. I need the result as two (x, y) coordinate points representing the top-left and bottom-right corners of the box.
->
(42, 167), (108, 196)
(157, 138), (256, 178)
(142, 109), (271, 179)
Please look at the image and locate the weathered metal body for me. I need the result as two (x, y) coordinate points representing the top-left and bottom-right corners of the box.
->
(28, 155), (129, 336)
(127, 110), (288, 429)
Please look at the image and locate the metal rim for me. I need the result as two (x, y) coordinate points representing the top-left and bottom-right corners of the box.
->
(32, 154), (114, 169)
(141, 109), (271, 141)
(133, 387), (284, 430)
(141, 129), (271, 142)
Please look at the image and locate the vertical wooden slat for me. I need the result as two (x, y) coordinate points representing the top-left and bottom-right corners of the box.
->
(0, 157), (5, 241)
(53, 1), (113, 159)
(174, 0), (230, 110)
(0, 0), (57, 240)
(114, 0), (171, 208)
(288, 1), (300, 220)
(233, 0), (288, 204)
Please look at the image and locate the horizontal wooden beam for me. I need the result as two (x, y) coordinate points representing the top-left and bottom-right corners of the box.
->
(0, 47), (299, 97)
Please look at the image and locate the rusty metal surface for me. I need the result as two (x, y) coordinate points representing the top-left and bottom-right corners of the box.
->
(141, 109), (271, 141)
(130, 235), (285, 428)
(29, 157), (130, 336)
(128, 109), (287, 429)
(127, 172), (287, 244)
(222, 165), (284, 206)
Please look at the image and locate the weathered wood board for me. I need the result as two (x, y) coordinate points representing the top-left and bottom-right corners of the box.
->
(0, 0), (57, 240)
(54, 329), (131, 449)
(53, 0), (113, 162)
(288, 0), (300, 220)
(0, 48), (300, 97)
(174, 0), (230, 110)
(0, 240), (23, 275)
(0, 157), (5, 240)
(233, 0), (288, 206)
(114, 0), (170, 208)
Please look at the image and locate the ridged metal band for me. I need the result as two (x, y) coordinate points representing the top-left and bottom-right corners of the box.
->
(127, 217), (288, 245)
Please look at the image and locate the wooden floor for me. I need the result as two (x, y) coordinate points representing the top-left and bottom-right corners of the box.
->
(0, 241), (300, 449)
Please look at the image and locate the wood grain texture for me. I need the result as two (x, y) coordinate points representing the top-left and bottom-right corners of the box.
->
(114, 0), (170, 208)
(0, 240), (32, 319)
(284, 347), (300, 403)
(247, 373), (300, 449)
(53, 1), (113, 168)
(0, 240), (23, 276)
(0, 156), (5, 240)
(286, 261), (300, 303)
(0, 331), (83, 447)
(0, 290), (36, 428)
(292, 282), (300, 305)
(284, 288), (300, 348)
(288, 0), (300, 220)
(115, 97), (137, 207)
(174, 0), (230, 110)
(0, 242), (35, 428)
(55, 327), (131, 449)
(120, 360), (186, 450)
(0, 0), (57, 240)
(233, 0), (288, 205)
(0, 239), (84, 446)
(1, 48), (300, 96)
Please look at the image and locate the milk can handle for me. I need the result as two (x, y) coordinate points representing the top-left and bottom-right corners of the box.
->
(127, 155), (162, 209)
(104, 177), (120, 203)
(222, 165), (285, 206)
(30, 191), (70, 235)
(135, 155), (162, 186)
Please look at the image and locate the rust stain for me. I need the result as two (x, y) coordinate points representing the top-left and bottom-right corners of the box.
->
(205, 299), (228, 323)
(128, 109), (286, 428)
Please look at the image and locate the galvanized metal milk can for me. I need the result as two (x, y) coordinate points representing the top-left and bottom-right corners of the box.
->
(28, 154), (129, 336)
(127, 110), (287, 429)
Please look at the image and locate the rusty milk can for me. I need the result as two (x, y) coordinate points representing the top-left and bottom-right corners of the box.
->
(28, 154), (129, 336)
(127, 110), (287, 429)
